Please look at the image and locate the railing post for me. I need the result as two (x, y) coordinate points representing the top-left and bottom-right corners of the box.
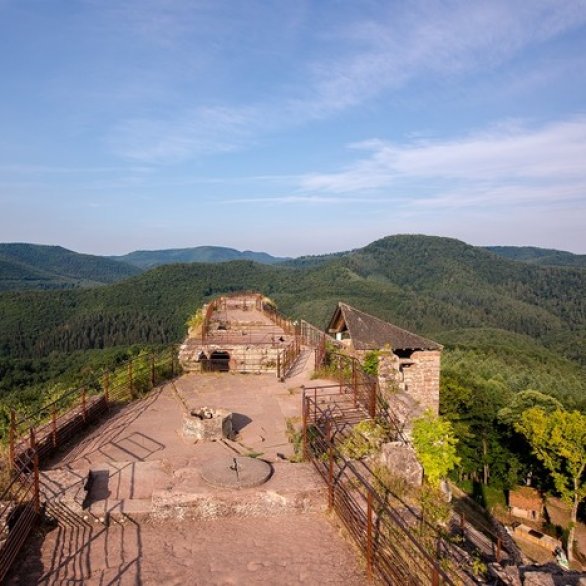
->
(338, 355), (342, 393)
(352, 360), (358, 408)
(366, 490), (374, 579)
(82, 387), (87, 422)
(128, 360), (134, 399)
(432, 541), (440, 586)
(9, 410), (16, 470)
(327, 419), (334, 509)
(151, 354), (156, 388)
(276, 352), (281, 380)
(51, 407), (57, 448)
(460, 512), (465, 538)
(103, 372), (110, 409)
(369, 381), (376, 418)
(30, 428), (40, 515)
(302, 388), (308, 461)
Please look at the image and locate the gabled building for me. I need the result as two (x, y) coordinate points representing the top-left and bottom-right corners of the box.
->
(509, 487), (544, 521)
(327, 302), (443, 433)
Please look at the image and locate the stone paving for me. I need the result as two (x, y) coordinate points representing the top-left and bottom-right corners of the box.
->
(9, 514), (366, 585)
(7, 342), (368, 584)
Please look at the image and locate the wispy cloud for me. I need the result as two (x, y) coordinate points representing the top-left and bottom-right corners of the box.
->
(220, 195), (381, 205)
(106, 1), (586, 163)
(300, 116), (586, 210)
(287, 0), (586, 118)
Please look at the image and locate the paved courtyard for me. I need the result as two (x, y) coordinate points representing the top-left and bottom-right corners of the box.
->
(7, 348), (367, 584)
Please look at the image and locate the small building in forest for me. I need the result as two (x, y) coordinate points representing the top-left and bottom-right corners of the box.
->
(327, 302), (443, 434)
(509, 487), (544, 521)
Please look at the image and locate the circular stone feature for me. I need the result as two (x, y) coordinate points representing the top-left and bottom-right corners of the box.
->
(200, 456), (272, 489)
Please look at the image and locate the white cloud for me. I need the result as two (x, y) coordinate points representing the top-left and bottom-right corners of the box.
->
(291, 0), (586, 118)
(106, 1), (586, 163)
(300, 116), (586, 209)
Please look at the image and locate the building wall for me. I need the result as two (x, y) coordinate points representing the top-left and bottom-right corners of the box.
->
(376, 349), (441, 435)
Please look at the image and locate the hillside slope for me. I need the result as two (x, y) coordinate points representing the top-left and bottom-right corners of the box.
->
(0, 243), (142, 291)
(111, 246), (288, 269)
(1, 235), (584, 366)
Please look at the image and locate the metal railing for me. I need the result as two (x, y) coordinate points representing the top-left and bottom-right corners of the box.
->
(301, 373), (516, 582)
(0, 347), (178, 581)
(277, 337), (301, 380)
(302, 392), (458, 585)
(9, 348), (178, 468)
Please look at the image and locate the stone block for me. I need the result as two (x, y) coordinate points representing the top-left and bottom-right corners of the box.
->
(378, 442), (423, 487)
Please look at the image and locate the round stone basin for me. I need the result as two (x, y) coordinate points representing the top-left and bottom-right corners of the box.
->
(200, 456), (272, 489)
(182, 407), (232, 440)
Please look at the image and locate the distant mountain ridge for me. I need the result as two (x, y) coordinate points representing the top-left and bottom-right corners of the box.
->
(110, 246), (289, 269)
(0, 243), (141, 291)
(1, 239), (584, 292)
(485, 245), (586, 268)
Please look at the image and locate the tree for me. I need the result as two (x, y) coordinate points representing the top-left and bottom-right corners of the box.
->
(498, 390), (563, 427)
(515, 408), (586, 561)
(412, 410), (460, 488)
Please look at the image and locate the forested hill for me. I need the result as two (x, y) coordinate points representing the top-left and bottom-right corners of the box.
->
(0, 243), (142, 291)
(486, 245), (586, 268)
(111, 246), (288, 269)
(1, 234), (585, 365)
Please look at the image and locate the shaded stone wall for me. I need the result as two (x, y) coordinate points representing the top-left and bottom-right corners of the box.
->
(376, 349), (441, 435)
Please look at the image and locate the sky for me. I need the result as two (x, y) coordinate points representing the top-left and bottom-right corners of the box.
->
(1, 0), (585, 257)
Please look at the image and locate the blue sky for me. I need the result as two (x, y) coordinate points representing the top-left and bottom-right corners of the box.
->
(1, 0), (585, 256)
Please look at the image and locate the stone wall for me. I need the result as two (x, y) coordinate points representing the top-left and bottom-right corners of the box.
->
(376, 349), (441, 435)
(179, 342), (282, 373)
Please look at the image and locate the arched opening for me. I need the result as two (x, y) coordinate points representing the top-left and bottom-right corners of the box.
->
(209, 350), (230, 372)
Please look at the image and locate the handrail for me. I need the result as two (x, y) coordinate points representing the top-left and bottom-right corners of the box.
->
(302, 387), (454, 586)
(8, 346), (178, 466)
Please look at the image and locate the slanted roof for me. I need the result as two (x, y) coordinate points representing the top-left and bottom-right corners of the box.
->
(327, 302), (442, 351)
(509, 487), (543, 511)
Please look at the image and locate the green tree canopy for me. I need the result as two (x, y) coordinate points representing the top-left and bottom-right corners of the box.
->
(498, 390), (563, 427)
(515, 408), (586, 560)
(412, 410), (460, 488)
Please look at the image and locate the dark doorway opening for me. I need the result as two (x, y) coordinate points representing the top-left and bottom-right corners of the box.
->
(208, 350), (230, 372)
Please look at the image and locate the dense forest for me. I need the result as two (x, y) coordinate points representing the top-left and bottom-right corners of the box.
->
(0, 234), (585, 494)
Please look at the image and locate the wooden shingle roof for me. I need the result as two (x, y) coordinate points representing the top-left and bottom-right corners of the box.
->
(327, 303), (442, 351)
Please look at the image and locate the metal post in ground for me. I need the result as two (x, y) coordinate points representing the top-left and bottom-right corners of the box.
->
(51, 407), (57, 448)
(128, 360), (134, 399)
(276, 352), (281, 380)
(369, 381), (376, 418)
(302, 388), (308, 461)
(82, 387), (87, 422)
(432, 540), (440, 586)
(30, 428), (40, 515)
(103, 372), (110, 409)
(366, 491), (374, 580)
(352, 360), (358, 408)
(150, 354), (156, 388)
(327, 420), (334, 509)
(9, 410), (15, 470)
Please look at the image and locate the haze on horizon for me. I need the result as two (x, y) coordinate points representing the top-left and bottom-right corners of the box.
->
(1, 1), (585, 257)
